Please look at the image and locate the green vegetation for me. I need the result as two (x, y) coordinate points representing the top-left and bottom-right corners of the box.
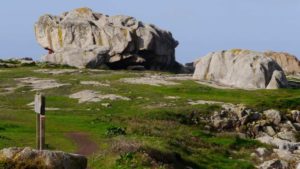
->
(106, 126), (126, 137)
(0, 67), (299, 168)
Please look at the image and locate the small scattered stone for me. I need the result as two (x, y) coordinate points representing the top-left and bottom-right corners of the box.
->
(255, 147), (271, 158)
(293, 123), (300, 131)
(291, 110), (300, 123)
(264, 109), (282, 125)
(101, 103), (112, 108)
(165, 96), (180, 99)
(265, 126), (276, 136)
(46, 108), (61, 111)
(258, 159), (289, 169)
(256, 135), (300, 151)
(276, 131), (297, 142)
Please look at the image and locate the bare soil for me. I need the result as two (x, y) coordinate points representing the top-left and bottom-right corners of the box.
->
(65, 132), (99, 156)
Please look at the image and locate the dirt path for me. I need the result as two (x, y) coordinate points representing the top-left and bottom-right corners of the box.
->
(66, 132), (99, 156)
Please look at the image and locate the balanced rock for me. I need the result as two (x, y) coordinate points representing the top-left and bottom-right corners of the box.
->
(0, 147), (87, 169)
(35, 8), (180, 71)
(264, 51), (300, 75)
(193, 49), (288, 89)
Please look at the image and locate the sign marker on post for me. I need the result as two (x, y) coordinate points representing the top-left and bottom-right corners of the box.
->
(34, 93), (46, 150)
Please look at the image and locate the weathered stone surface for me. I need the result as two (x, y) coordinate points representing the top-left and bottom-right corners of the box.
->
(0, 147), (87, 169)
(276, 131), (297, 142)
(43, 46), (109, 69)
(290, 110), (300, 123)
(258, 159), (289, 169)
(265, 126), (276, 136)
(35, 8), (180, 71)
(297, 163), (300, 169)
(264, 109), (282, 125)
(274, 149), (300, 162)
(264, 51), (300, 75)
(206, 104), (300, 167)
(69, 90), (130, 103)
(193, 49), (288, 89)
(266, 70), (288, 89)
(255, 147), (271, 158)
(15, 77), (70, 91)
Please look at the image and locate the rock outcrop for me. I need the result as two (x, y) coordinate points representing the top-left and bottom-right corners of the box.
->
(0, 147), (87, 169)
(264, 51), (300, 75)
(0, 58), (35, 68)
(193, 49), (288, 89)
(34, 8), (180, 71)
(207, 104), (300, 168)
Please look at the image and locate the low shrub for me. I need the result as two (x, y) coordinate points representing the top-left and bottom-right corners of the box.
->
(106, 126), (126, 137)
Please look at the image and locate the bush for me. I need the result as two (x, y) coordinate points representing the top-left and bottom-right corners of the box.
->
(106, 126), (126, 137)
(115, 152), (134, 166)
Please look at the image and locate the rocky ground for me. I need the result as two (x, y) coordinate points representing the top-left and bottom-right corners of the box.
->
(209, 104), (300, 168)
(0, 65), (300, 168)
(0, 147), (87, 169)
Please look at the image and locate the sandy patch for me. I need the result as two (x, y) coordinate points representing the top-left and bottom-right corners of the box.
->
(0, 86), (18, 95)
(69, 90), (130, 103)
(15, 77), (70, 91)
(145, 102), (175, 109)
(121, 77), (179, 86)
(80, 81), (110, 87)
(87, 69), (106, 73)
(165, 96), (181, 99)
(163, 74), (193, 81)
(195, 80), (236, 89)
(65, 132), (99, 156)
(188, 100), (224, 105)
(120, 74), (192, 86)
(33, 69), (78, 75)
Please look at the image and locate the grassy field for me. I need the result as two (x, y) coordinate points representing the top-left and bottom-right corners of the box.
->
(0, 67), (300, 169)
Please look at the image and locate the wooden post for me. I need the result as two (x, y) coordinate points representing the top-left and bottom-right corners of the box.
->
(40, 115), (45, 150)
(36, 114), (40, 150)
(34, 93), (46, 150)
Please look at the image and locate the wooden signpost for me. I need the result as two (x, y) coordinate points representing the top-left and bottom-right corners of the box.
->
(34, 93), (46, 150)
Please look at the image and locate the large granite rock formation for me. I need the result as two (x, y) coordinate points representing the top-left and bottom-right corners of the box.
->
(193, 49), (288, 89)
(264, 51), (300, 75)
(34, 8), (180, 71)
(0, 147), (87, 169)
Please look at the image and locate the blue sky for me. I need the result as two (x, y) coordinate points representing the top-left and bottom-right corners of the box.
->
(0, 0), (299, 63)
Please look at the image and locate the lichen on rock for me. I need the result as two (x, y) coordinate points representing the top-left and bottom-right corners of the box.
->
(35, 7), (181, 71)
(193, 49), (288, 89)
(0, 147), (87, 169)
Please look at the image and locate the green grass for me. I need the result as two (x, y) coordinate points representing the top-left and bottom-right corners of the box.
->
(0, 67), (299, 168)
